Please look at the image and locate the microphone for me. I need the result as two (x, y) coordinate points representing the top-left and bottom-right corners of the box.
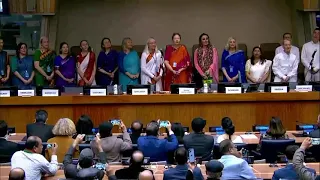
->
(312, 50), (317, 59)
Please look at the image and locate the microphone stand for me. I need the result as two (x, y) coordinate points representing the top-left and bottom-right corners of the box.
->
(309, 56), (315, 82)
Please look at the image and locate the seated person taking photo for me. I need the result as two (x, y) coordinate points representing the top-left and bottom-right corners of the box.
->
(217, 117), (243, 143)
(75, 114), (94, 136)
(130, 120), (143, 144)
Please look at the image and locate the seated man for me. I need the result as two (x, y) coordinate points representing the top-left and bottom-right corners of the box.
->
(0, 120), (20, 163)
(183, 117), (214, 161)
(26, 110), (54, 142)
(91, 120), (132, 162)
(130, 120), (143, 144)
(187, 160), (224, 180)
(164, 147), (203, 180)
(11, 136), (59, 180)
(115, 150), (147, 179)
(272, 145), (315, 180)
(9, 168), (25, 180)
(218, 139), (256, 180)
(137, 121), (178, 162)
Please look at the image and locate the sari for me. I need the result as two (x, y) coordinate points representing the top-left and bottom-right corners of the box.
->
(118, 50), (140, 92)
(96, 50), (118, 85)
(10, 56), (34, 90)
(140, 50), (164, 91)
(0, 50), (9, 86)
(77, 52), (96, 86)
(221, 50), (247, 83)
(164, 45), (192, 91)
(34, 49), (56, 86)
(54, 55), (76, 87)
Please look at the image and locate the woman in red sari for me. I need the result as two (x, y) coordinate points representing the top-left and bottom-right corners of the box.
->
(164, 33), (192, 91)
(76, 40), (96, 86)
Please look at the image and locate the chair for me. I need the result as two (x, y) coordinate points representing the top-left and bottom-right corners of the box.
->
(78, 143), (91, 152)
(259, 139), (295, 163)
(238, 43), (248, 60)
(259, 43), (280, 61)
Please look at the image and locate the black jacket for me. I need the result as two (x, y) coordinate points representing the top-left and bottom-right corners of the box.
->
(183, 132), (214, 161)
(0, 138), (20, 163)
(26, 123), (54, 142)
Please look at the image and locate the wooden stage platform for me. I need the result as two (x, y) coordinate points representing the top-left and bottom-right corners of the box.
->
(0, 92), (319, 133)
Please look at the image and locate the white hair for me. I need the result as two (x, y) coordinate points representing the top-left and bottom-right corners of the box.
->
(143, 37), (159, 54)
(225, 37), (238, 51)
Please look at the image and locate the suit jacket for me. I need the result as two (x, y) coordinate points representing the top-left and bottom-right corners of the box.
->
(183, 132), (214, 161)
(309, 129), (320, 138)
(115, 166), (147, 179)
(0, 138), (20, 163)
(272, 164), (316, 180)
(26, 123), (54, 142)
(164, 164), (204, 180)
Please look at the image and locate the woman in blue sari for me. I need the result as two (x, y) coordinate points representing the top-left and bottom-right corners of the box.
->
(118, 37), (140, 91)
(96, 38), (118, 86)
(221, 37), (246, 83)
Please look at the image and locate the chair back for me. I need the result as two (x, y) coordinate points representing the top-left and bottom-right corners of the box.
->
(259, 43), (280, 61)
(260, 139), (295, 163)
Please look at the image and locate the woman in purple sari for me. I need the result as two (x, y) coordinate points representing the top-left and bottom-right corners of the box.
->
(96, 38), (118, 85)
(54, 42), (76, 88)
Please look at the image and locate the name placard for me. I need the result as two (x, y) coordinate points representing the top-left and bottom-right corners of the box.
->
(18, 90), (35, 97)
(225, 87), (242, 94)
(178, 88), (195, 95)
(42, 89), (59, 96)
(0, 90), (10, 97)
(90, 89), (107, 96)
(296, 85), (313, 92)
(132, 88), (148, 95)
(271, 86), (288, 93)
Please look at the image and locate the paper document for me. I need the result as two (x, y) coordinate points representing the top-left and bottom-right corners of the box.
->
(240, 134), (258, 139)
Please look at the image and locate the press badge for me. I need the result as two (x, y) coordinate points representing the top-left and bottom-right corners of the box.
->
(230, 66), (234, 73)
(173, 62), (177, 68)
(25, 70), (29, 78)
(0, 70), (4, 76)
(47, 66), (51, 72)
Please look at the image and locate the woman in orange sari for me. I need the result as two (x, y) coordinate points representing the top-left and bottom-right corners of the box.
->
(76, 40), (96, 86)
(164, 33), (192, 91)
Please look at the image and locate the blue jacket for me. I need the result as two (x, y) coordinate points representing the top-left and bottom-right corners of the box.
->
(137, 134), (179, 162)
(272, 164), (316, 180)
(163, 164), (204, 180)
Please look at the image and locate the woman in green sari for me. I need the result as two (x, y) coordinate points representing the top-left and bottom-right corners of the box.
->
(34, 36), (56, 86)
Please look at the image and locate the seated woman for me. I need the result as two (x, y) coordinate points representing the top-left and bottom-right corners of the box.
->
(47, 118), (78, 163)
(221, 37), (246, 83)
(245, 46), (272, 83)
(75, 114), (94, 135)
(194, 33), (219, 88)
(164, 33), (192, 91)
(10, 43), (35, 89)
(54, 42), (76, 88)
(77, 40), (96, 86)
(140, 37), (164, 91)
(166, 123), (185, 144)
(217, 117), (243, 143)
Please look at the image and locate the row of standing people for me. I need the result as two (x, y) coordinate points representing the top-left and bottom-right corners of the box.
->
(0, 29), (319, 91)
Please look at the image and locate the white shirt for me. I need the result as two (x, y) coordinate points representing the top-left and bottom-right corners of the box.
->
(275, 45), (300, 61)
(11, 151), (58, 180)
(301, 41), (320, 70)
(245, 60), (272, 83)
(217, 135), (243, 144)
(272, 52), (299, 82)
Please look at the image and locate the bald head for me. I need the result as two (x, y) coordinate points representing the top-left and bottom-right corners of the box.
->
(9, 168), (25, 180)
(139, 170), (154, 180)
(130, 150), (144, 167)
(131, 121), (143, 134)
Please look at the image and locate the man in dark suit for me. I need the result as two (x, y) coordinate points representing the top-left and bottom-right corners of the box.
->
(309, 115), (320, 138)
(130, 121), (143, 144)
(26, 110), (54, 142)
(183, 117), (214, 161)
(0, 120), (20, 163)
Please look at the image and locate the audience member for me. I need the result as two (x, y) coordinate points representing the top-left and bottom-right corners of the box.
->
(309, 114), (320, 138)
(217, 117), (243, 143)
(9, 168), (25, 180)
(130, 120), (143, 144)
(91, 120), (132, 162)
(115, 150), (148, 179)
(26, 110), (54, 142)
(11, 136), (59, 180)
(293, 137), (320, 180)
(138, 120), (178, 162)
(76, 114), (94, 135)
(164, 147), (203, 180)
(272, 145), (315, 180)
(166, 122), (185, 144)
(63, 134), (106, 180)
(218, 139), (256, 179)
(0, 120), (20, 163)
(183, 117), (214, 161)
(47, 118), (78, 162)
(139, 170), (154, 180)
(189, 160), (224, 180)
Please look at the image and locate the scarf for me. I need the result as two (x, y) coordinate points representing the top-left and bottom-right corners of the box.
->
(197, 46), (213, 73)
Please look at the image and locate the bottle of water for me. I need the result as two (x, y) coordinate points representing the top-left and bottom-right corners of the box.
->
(203, 83), (208, 93)
(113, 84), (118, 95)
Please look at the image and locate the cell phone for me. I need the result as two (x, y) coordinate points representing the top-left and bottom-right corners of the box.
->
(159, 121), (168, 128)
(127, 128), (132, 133)
(188, 148), (195, 163)
(46, 143), (54, 149)
(110, 119), (121, 126)
(84, 135), (95, 142)
(311, 138), (320, 145)
(94, 163), (106, 170)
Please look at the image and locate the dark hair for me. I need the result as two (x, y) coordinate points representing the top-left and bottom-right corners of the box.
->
(219, 139), (233, 155)
(100, 37), (111, 51)
(131, 120), (143, 134)
(16, 43), (28, 60)
(99, 121), (113, 138)
(285, 145), (299, 160)
(191, 118), (206, 133)
(9, 168), (25, 180)
(221, 117), (235, 140)
(172, 33), (181, 40)
(35, 110), (48, 123)
(174, 147), (188, 165)
(130, 150), (144, 167)
(268, 117), (286, 138)
(0, 120), (8, 137)
(76, 115), (94, 135)
(59, 42), (69, 54)
(25, 136), (40, 150)
(282, 33), (292, 39)
(79, 40), (91, 52)
(314, 27), (320, 32)
(146, 121), (159, 136)
(166, 123), (184, 144)
(78, 158), (93, 169)
(250, 46), (266, 65)
(198, 33), (211, 47)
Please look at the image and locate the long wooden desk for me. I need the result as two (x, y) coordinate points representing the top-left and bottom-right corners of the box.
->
(1, 92), (319, 133)
(0, 163), (319, 180)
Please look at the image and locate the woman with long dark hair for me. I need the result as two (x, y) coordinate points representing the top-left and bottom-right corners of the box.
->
(10, 43), (35, 89)
(245, 46), (271, 83)
(76, 40), (96, 86)
(217, 117), (243, 143)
